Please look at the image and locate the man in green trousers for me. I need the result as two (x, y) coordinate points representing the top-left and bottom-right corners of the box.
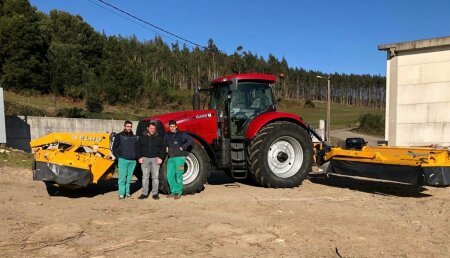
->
(112, 120), (137, 200)
(164, 120), (193, 199)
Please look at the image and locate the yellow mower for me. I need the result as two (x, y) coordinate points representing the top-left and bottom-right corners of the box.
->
(314, 143), (450, 186)
(30, 132), (116, 192)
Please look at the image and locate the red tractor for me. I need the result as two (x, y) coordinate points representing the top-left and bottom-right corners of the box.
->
(136, 73), (314, 194)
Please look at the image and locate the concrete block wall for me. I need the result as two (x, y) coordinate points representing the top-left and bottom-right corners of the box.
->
(5, 116), (137, 152)
(380, 36), (450, 146)
(393, 48), (450, 146)
(0, 88), (5, 144)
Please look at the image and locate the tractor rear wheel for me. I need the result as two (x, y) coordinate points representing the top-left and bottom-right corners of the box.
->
(159, 141), (210, 195)
(248, 121), (313, 188)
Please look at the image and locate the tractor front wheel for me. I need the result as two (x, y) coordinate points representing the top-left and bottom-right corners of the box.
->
(248, 121), (313, 188)
(159, 141), (210, 195)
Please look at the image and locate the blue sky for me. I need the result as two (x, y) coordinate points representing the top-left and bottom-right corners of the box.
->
(30, 0), (450, 76)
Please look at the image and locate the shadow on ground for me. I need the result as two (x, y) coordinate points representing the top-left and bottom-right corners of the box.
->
(40, 170), (433, 198)
(207, 170), (258, 188)
(43, 178), (142, 199)
(43, 170), (246, 198)
(308, 173), (432, 198)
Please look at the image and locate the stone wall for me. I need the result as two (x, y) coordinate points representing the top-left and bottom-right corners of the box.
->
(5, 116), (137, 152)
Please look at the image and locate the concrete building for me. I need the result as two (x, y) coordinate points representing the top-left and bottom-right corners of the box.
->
(0, 88), (6, 144)
(379, 36), (450, 146)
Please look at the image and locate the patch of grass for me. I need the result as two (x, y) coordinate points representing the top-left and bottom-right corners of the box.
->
(356, 113), (385, 136)
(4, 100), (47, 116)
(56, 107), (86, 118)
(278, 99), (385, 129)
(303, 99), (316, 109)
(4, 91), (80, 114)
(0, 145), (34, 169)
(4, 90), (191, 120)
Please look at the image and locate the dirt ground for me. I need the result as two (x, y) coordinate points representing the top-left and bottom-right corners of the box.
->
(0, 166), (449, 258)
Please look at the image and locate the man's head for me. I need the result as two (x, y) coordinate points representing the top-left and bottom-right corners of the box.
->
(168, 120), (177, 133)
(251, 92), (269, 110)
(147, 122), (156, 135)
(123, 120), (133, 133)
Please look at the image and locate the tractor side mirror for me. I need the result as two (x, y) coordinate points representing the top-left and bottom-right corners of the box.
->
(230, 78), (238, 91)
(193, 87), (200, 110)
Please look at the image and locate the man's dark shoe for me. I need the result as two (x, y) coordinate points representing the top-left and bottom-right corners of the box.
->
(174, 194), (181, 200)
(138, 194), (148, 200)
(152, 194), (160, 200)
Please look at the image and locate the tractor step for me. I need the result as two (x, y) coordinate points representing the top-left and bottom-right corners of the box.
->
(230, 141), (248, 179)
(231, 145), (244, 151)
(231, 169), (248, 179)
(231, 142), (245, 160)
(231, 158), (246, 164)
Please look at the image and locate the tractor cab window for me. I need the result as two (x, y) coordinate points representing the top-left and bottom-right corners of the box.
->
(230, 82), (274, 116)
(250, 88), (272, 111)
(230, 82), (274, 136)
(208, 84), (230, 117)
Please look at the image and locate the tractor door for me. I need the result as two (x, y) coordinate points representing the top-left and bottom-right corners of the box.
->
(208, 84), (232, 169)
(208, 84), (231, 137)
(230, 82), (275, 138)
(227, 81), (275, 179)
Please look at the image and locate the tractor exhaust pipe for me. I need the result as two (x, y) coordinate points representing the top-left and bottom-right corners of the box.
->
(193, 87), (200, 110)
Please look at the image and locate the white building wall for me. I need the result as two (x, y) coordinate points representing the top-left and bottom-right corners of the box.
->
(384, 58), (391, 142)
(0, 88), (6, 143)
(393, 48), (450, 146)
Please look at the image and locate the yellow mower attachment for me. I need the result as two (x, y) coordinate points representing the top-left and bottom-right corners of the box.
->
(30, 132), (116, 187)
(315, 144), (450, 186)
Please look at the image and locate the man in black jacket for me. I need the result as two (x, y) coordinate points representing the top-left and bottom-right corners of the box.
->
(164, 120), (193, 199)
(137, 122), (165, 200)
(112, 120), (137, 200)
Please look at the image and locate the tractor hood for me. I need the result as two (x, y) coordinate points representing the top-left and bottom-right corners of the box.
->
(141, 109), (218, 144)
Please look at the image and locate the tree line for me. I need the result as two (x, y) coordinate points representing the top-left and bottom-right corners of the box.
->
(0, 0), (386, 110)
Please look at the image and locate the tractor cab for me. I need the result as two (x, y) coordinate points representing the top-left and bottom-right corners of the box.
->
(206, 74), (276, 138)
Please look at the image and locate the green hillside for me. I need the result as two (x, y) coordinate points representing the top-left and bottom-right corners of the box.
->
(4, 90), (384, 129)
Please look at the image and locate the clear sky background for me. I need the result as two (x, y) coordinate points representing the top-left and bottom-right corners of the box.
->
(29, 0), (450, 76)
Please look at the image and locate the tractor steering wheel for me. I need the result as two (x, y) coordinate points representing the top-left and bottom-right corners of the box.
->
(233, 112), (247, 120)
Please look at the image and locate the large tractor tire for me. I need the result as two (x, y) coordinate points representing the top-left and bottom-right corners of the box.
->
(159, 142), (210, 195)
(248, 121), (313, 188)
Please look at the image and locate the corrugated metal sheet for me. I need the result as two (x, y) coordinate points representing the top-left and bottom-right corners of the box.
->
(0, 88), (6, 143)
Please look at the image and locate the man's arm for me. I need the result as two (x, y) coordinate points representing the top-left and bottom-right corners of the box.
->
(181, 133), (193, 150)
(112, 133), (121, 158)
(158, 137), (166, 160)
(163, 134), (169, 154)
(136, 135), (143, 158)
(137, 136), (144, 163)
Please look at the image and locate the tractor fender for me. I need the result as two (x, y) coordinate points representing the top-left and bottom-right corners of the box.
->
(245, 111), (308, 140)
(184, 131), (217, 167)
